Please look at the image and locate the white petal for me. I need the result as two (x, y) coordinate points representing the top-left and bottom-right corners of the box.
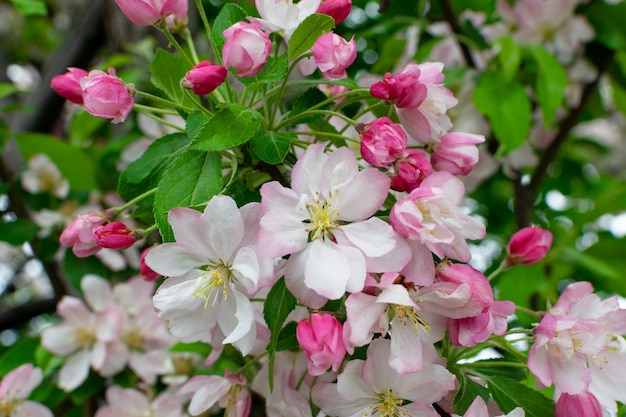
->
(202, 196), (245, 261)
(218, 289), (256, 354)
(59, 349), (90, 391)
(81, 275), (113, 312)
(231, 246), (260, 293)
(146, 244), (208, 277)
(339, 218), (396, 257)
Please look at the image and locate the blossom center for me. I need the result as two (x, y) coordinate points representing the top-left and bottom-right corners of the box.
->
(76, 327), (95, 347)
(374, 390), (405, 417)
(0, 398), (22, 417)
(305, 197), (339, 241)
(193, 264), (232, 308)
(393, 305), (430, 334)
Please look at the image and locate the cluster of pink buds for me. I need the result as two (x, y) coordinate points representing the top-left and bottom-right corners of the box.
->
(60, 211), (138, 257)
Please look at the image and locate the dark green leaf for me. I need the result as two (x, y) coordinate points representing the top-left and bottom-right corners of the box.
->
(15, 133), (98, 191)
(472, 71), (531, 155)
(212, 3), (248, 52)
(288, 14), (335, 60)
(525, 44), (567, 128)
(0, 219), (39, 245)
(9, 0), (46, 16)
(463, 358), (526, 380)
(150, 48), (197, 109)
(63, 251), (109, 294)
(250, 129), (295, 164)
(154, 150), (223, 242)
(261, 54), (289, 83)
(0, 338), (40, 376)
(487, 376), (555, 417)
(587, 2), (626, 50)
(69, 372), (105, 403)
(186, 111), (208, 138)
(263, 277), (297, 391)
(276, 321), (300, 352)
(0, 121), (8, 153)
(118, 133), (190, 201)
(561, 247), (621, 281)
(290, 87), (330, 124)
(450, 367), (490, 415)
(190, 104), (262, 151)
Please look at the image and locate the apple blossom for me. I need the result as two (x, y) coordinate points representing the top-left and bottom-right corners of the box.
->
(254, 0), (320, 39)
(60, 211), (108, 257)
(223, 21), (272, 77)
(165, 0), (188, 30)
(95, 386), (183, 417)
(311, 31), (357, 79)
(0, 364), (53, 417)
(317, 0), (352, 24)
(178, 371), (250, 417)
(181, 61), (227, 95)
(93, 221), (137, 250)
(20, 153), (69, 198)
(448, 300), (515, 347)
(358, 117), (408, 167)
(555, 392), (602, 417)
(50, 67), (88, 104)
(430, 131), (486, 175)
(296, 312), (346, 376)
(505, 225), (553, 266)
(390, 148), (433, 192)
(81, 69), (134, 123)
(463, 396), (525, 417)
(114, 0), (181, 26)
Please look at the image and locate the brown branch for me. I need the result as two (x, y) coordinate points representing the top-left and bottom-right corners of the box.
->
(439, 0), (477, 69)
(0, 298), (57, 331)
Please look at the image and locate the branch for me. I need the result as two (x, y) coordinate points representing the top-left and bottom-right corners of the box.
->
(439, 0), (477, 69)
(0, 298), (57, 331)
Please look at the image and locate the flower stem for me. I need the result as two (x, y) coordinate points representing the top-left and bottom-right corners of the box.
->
(136, 90), (193, 112)
(158, 22), (194, 67)
(487, 261), (508, 282)
(114, 188), (158, 214)
(134, 106), (185, 132)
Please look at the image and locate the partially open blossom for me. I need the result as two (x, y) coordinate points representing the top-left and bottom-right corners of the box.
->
(556, 392), (603, 417)
(436, 262), (494, 312)
(165, 0), (188, 30)
(317, 0), (352, 24)
(430, 131), (485, 176)
(93, 222), (137, 250)
(448, 300), (515, 347)
(222, 21), (272, 77)
(60, 212), (109, 257)
(21, 153), (69, 198)
(182, 61), (227, 95)
(51, 67), (88, 104)
(390, 149), (432, 192)
(95, 386), (182, 417)
(0, 364), (53, 417)
(359, 117), (407, 167)
(311, 31), (356, 79)
(114, 0), (181, 26)
(178, 371), (251, 417)
(505, 226), (553, 266)
(296, 313), (346, 376)
(81, 69), (134, 124)
(140, 248), (161, 281)
(254, 0), (320, 39)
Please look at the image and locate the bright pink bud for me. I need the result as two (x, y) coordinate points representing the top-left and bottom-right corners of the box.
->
(370, 65), (427, 109)
(505, 226), (553, 267)
(296, 313), (346, 376)
(114, 0), (180, 26)
(93, 222), (137, 250)
(51, 67), (88, 104)
(60, 212), (108, 258)
(390, 149), (432, 192)
(311, 31), (356, 79)
(80, 69), (134, 124)
(556, 392), (603, 417)
(140, 248), (161, 281)
(359, 117), (408, 167)
(431, 131), (485, 176)
(182, 61), (227, 95)
(436, 261), (494, 312)
(316, 0), (352, 24)
(448, 300), (515, 347)
(222, 21), (272, 77)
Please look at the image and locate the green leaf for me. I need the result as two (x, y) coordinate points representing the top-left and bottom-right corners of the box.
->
(525, 44), (567, 128)
(263, 277), (297, 391)
(612, 79), (626, 117)
(69, 372), (105, 403)
(68, 111), (108, 146)
(9, 0), (46, 16)
(0, 83), (19, 100)
(450, 367), (490, 415)
(587, 2), (626, 50)
(487, 376), (555, 417)
(63, 251), (109, 294)
(190, 104), (262, 151)
(472, 71), (531, 155)
(212, 3), (248, 52)
(153, 150), (223, 242)
(276, 321), (300, 352)
(170, 341), (213, 357)
(0, 219), (39, 245)
(186, 111), (208, 138)
(0, 338), (40, 376)
(288, 14), (335, 60)
(561, 247), (621, 281)
(290, 87), (330, 124)
(495, 36), (521, 81)
(150, 48), (196, 109)
(15, 133), (98, 191)
(118, 133), (190, 201)
(463, 358), (526, 380)
(250, 129), (295, 164)
(261, 54), (289, 83)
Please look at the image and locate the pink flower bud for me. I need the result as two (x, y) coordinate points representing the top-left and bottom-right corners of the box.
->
(431, 131), (485, 176)
(93, 222), (137, 250)
(140, 248), (161, 281)
(359, 117), (407, 167)
(317, 0), (352, 24)
(436, 261), (494, 312)
(222, 21), (272, 77)
(311, 31), (356, 79)
(296, 313), (346, 376)
(114, 0), (181, 26)
(80, 69), (134, 124)
(505, 226), (553, 267)
(51, 67), (88, 104)
(390, 149), (432, 192)
(370, 65), (427, 109)
(60, 212), (108, 258)
(182, 61), (227, 95)
(556, 392), (603, 417)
